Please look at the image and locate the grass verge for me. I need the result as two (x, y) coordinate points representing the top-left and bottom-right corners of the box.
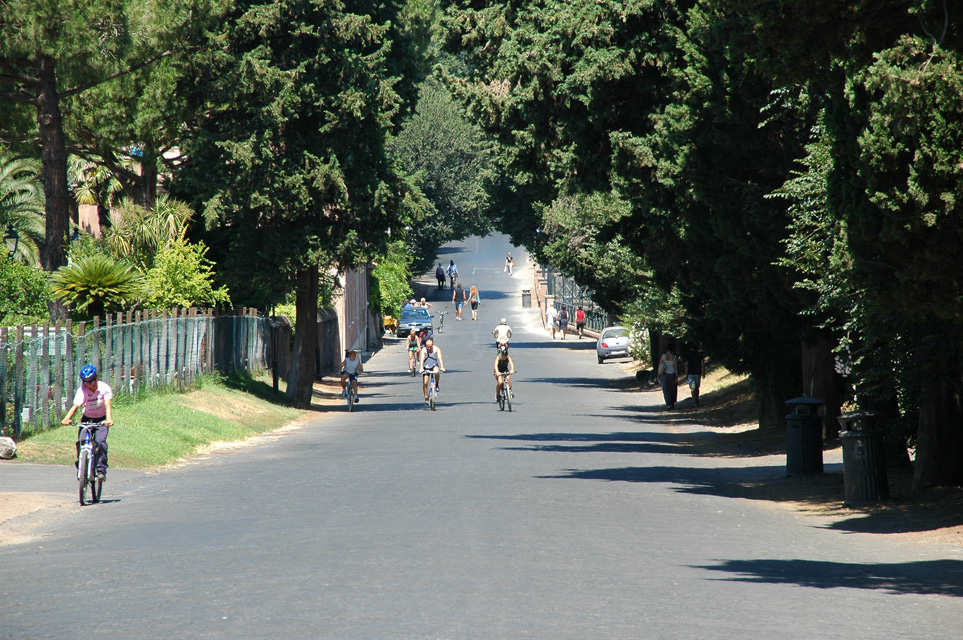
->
(14, 373), (305, 468)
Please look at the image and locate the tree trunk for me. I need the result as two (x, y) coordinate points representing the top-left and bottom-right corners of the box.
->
(801, 332), (846, 439)
(133, 144), (157, 210)
(286, 265), (319, 408)
(913, 375), (963, 492)
(35, 55), (71, 319)
(752, 353), (802, 430)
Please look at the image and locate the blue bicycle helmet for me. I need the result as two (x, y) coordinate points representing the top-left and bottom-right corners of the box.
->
(80, 364), (97, 381)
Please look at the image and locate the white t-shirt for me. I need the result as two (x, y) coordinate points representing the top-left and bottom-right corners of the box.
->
(73, 381), (113, 419)
(546, 306), (558, 325)
(342, 356), (361, 375)
(493, 325), (512, 342)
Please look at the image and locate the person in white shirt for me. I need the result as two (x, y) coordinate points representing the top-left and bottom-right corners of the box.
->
(545, 303), (559, 339)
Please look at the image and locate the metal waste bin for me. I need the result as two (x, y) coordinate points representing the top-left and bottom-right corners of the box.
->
(837, 410), (889, 505)
(785, 396), (824, 476)
(521, 289), (532, 308)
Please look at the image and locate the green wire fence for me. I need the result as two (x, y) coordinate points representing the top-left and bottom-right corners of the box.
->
(0, 308), (268, 439)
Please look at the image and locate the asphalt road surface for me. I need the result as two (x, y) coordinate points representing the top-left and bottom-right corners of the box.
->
(2, 234), (962, 639)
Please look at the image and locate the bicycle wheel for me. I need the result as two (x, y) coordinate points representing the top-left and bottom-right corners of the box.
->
(506, 386), (512, 413)
(91, 475), (102, 503)
(497, 388), (505, 411)
(429, 383), (436, 411)
(78, 450), (89, 506)
(347, 391), (354, 412)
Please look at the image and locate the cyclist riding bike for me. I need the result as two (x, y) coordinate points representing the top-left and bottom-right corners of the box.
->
(419, 337), (446, 406)
(406, 330), (421, 373)
(493, 344), (515, 403)
(61, 364), (113, 481)
(340, 349), (363, 403)
(492, 317), (512, 348)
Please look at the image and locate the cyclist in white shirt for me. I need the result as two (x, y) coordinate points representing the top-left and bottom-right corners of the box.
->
(493, 317), (512, 348)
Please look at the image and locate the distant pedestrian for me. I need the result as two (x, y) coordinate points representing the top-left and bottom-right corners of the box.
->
(558, 306), (569, 340)
(505, 252), (515, 276)
(435, 264), (446, 289)
(469, 285), (480, 321)
(452, 283), (467, 320)
(575, 306), (586, 338)
(545, 303), (559, 339)
(657, 343), (679, 409)
(684, 344), (706, 407)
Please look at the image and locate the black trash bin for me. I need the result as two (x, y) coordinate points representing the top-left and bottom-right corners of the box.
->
(521, 289), (532, 308)
(837, 411), (889, 505)
(785, 396), (824, 476)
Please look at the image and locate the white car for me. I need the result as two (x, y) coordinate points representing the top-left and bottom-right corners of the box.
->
(596, 326), (631, 363)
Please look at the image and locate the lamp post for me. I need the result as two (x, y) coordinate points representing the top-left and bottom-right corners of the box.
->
(4, 224), (19, 262)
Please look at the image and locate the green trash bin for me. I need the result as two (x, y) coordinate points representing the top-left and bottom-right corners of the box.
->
(837, 410), (889, 505)
(785, 396), (824, 476)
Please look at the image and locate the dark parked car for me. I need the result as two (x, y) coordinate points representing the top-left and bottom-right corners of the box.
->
(397, 307), (433, 338)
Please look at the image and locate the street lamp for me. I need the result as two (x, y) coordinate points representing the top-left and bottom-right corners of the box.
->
(4, 224), (19, 262)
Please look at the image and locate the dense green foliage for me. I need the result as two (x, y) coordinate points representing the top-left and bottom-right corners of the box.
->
(370, 240), (414, 317)
(174, 0), (425, 405)
(0, 260), (52, 325)
(145, 238), (232, 309)
(0, 0), (219, 277)
(389, 80), (495, 272)
(0, 150), (44, 266)
(441, 0), (963, 488)
(49, 253), (147, 320)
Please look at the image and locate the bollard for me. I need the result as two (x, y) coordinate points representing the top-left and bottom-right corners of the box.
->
(785, 396), (825, 476)
(837, 411), (889, 505)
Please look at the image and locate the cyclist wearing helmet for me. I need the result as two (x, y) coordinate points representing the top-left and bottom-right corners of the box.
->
(492, 317), (512, 348)
(61, 365), (113, 480)
(493, 344), (515, 403)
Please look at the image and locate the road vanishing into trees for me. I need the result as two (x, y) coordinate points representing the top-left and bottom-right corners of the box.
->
(2, 234), (962, 639)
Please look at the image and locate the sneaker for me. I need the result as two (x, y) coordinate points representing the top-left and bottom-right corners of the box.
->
(96, 472), (106, 481)
(424, 398), (430, 406)
(353, 396), (359, 403)
(496, 396), (501, 402)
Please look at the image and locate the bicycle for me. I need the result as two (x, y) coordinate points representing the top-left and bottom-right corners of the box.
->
(437, 310), (448, 334)
(422, 369), (443, 410)
(342, 372), (359, 411)
(496, 372), (515, 412)
(75, 422), (103, 505)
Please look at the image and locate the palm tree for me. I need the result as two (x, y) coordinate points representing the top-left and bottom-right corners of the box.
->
(0, 150), (45, 265)
(100, 194), (194, 271)
(50, 253), (147, 320)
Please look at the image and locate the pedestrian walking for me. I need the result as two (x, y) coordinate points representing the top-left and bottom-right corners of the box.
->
(469, 285), (480, 321)
(452, 283), (467, 320)
(657, 343), (679, 409)
(684, 344), (706, 407)
(575, 306), (586, 338)
(505, 252), (515, 276)
(435, 263), (446, 289)
(558, 306), (569, 340)
(545, 303), (559, 339)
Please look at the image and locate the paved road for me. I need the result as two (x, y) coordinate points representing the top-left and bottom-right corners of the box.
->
(2, 234), (962, 639)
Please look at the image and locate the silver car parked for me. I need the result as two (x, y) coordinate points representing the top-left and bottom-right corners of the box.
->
(596, 326), (631, 363)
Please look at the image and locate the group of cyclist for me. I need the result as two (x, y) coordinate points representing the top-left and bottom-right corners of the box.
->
(390, 316), (515, 407)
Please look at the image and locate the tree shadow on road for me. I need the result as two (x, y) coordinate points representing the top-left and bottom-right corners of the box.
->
(692, 558), (963, 598)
